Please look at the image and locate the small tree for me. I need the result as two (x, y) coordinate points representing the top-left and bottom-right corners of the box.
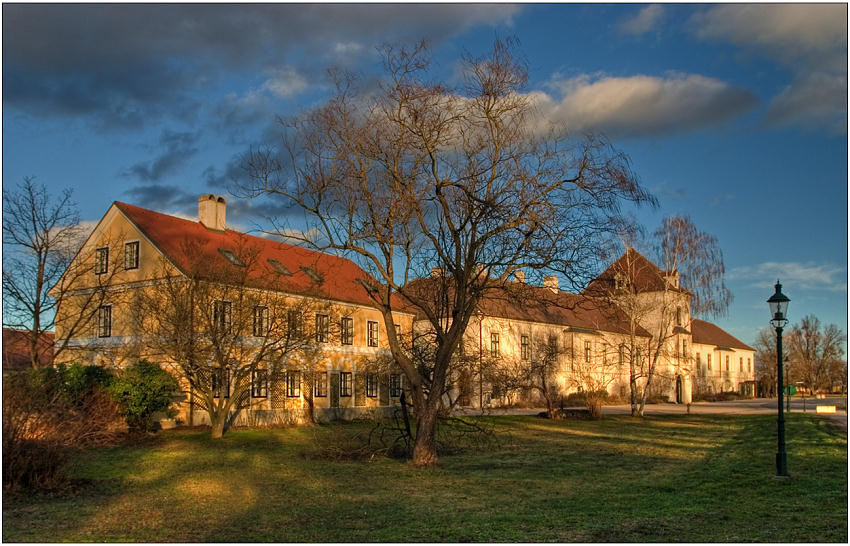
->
(4, 177), (126, 368)
(787, 315), (845, 393)
(753, 327), (782, 397)
(586, 216), (731, 416)
(109, 360), (179, 432)
(134, 239), (323, 438)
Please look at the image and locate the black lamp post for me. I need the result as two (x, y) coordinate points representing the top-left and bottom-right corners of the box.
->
(767, 280), (790, 478)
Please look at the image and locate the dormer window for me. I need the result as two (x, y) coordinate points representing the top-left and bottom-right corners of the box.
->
(301, 265), (323, 283)
(267, 258), (292, 275)
(218, 248), (245, 267)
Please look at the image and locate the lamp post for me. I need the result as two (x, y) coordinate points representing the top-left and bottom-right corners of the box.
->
(767, 280), (790, 478)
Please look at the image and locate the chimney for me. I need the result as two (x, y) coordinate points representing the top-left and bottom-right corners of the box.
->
(199, 194), (226, 231)
(543, 275), (559, 293)
(664, 270), (680, 288)
(514, 270), (525, 283)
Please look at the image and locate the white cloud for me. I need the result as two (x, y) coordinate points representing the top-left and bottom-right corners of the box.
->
(691, 4), (847, 132)
(618, 4), (664, 36)
(727, 261), (847, 292)
(262, 66), (309, 98)
(531, 72), (756, 137)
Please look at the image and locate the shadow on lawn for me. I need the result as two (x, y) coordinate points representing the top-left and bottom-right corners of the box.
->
(5, 414), (846, 542)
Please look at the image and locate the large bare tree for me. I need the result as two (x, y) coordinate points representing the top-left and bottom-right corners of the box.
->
(239, 40), (654, 465)
(3, 177), (119, 367)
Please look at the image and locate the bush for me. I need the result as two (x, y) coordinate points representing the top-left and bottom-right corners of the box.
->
(3, 367), (124, 490)
(108, 360), (178, 432)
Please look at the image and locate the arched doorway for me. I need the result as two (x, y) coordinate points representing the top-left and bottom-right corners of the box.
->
(675, 375), (684, 404)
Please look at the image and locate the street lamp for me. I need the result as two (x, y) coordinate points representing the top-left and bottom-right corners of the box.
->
(767, 280), (790, 478)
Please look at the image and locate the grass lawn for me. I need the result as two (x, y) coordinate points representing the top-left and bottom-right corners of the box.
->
(3, 413), (846, 542)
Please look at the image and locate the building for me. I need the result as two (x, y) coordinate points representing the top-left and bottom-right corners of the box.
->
(2, 328), (54, 371)
(54, 195), (755, 425)
(54, 195), (414, 424)
(691, 319), (756, 397)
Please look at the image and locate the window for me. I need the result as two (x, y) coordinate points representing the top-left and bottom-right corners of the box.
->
(212, 368), (230, 398)
(315, 314), (329, 343)
(285, 370), (300, 397)
(707, 353), (712, 371)
(365, 373), (378, 397)
(739, 357), (743, 372)
(618, 345), (626, 367)
(367, 321), (379, 347)
(521, 335), (530, 360)
(97, 305), (112, 337)
(124, 241), (139, 270)
(267, 258), (292, 276)
(682, 340), (687, 358)
(548, 334), (558, 351)
(253, 306), (269, 337)
(340, 372), (352, 397)
(390, 374), (402, 398)
(314, 372), (328, 397)
(491, 332), (500, 358)
(287, 309), (303, 338)
(584, 341), (591, 362)
(301, 265), (323, 283)
(696, 352), (702, 367)
(251, 369), (268, 398)
(213, 301), (232, 333)
(95, 246), (109, 274)
(341, 317), (354, 345)
(748, 358), (752, 372)
(218, 248), (245, 267)
(635, 349), (641, 366)
(725, 355), (730, 372)
(676, 307), (682, 326)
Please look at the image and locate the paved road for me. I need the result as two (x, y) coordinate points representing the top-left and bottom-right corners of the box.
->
(478, 397), (848, 433)
(605, 396), (848, 432)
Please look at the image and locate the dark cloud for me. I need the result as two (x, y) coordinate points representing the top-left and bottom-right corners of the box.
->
(122, 184), (198, 215)
(123, 130), (200, 182)
(3, 4), (518, 129)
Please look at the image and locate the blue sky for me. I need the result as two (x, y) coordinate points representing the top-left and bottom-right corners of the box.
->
(3, 3), (847, 347)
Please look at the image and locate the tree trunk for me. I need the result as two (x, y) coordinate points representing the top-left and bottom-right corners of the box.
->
(209, 411), (226, 439)
(411, 404), (439, 467)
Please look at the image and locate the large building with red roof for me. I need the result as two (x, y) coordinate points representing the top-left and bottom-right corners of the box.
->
(54, 195), (753, 425)
(54, 194), (415, 425)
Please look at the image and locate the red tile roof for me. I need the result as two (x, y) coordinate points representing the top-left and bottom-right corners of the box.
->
(114, 202), (409, 311)
(403, 277), (650, 337)
(3, 328), (54, 370)
(691, 319), (754, 351)
(583, 248), (690, 297)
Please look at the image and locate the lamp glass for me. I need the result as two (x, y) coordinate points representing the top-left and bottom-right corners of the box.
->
(767, 281), (790, 324)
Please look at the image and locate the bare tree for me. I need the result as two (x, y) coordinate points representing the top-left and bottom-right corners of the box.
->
(3, 177), (121, 367)
(753, 327), (782, 398)
(586, 216), (731, 416)
(238, 40), (653, 465)
(133, 239), (323, 438)
(787, 315), (845, 393)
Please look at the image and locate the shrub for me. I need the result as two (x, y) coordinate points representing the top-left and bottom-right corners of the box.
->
(3, 368), (123, 490)
(108, 360), (178, 432)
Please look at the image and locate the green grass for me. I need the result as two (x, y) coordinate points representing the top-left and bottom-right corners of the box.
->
(3, 414), (846, 542)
